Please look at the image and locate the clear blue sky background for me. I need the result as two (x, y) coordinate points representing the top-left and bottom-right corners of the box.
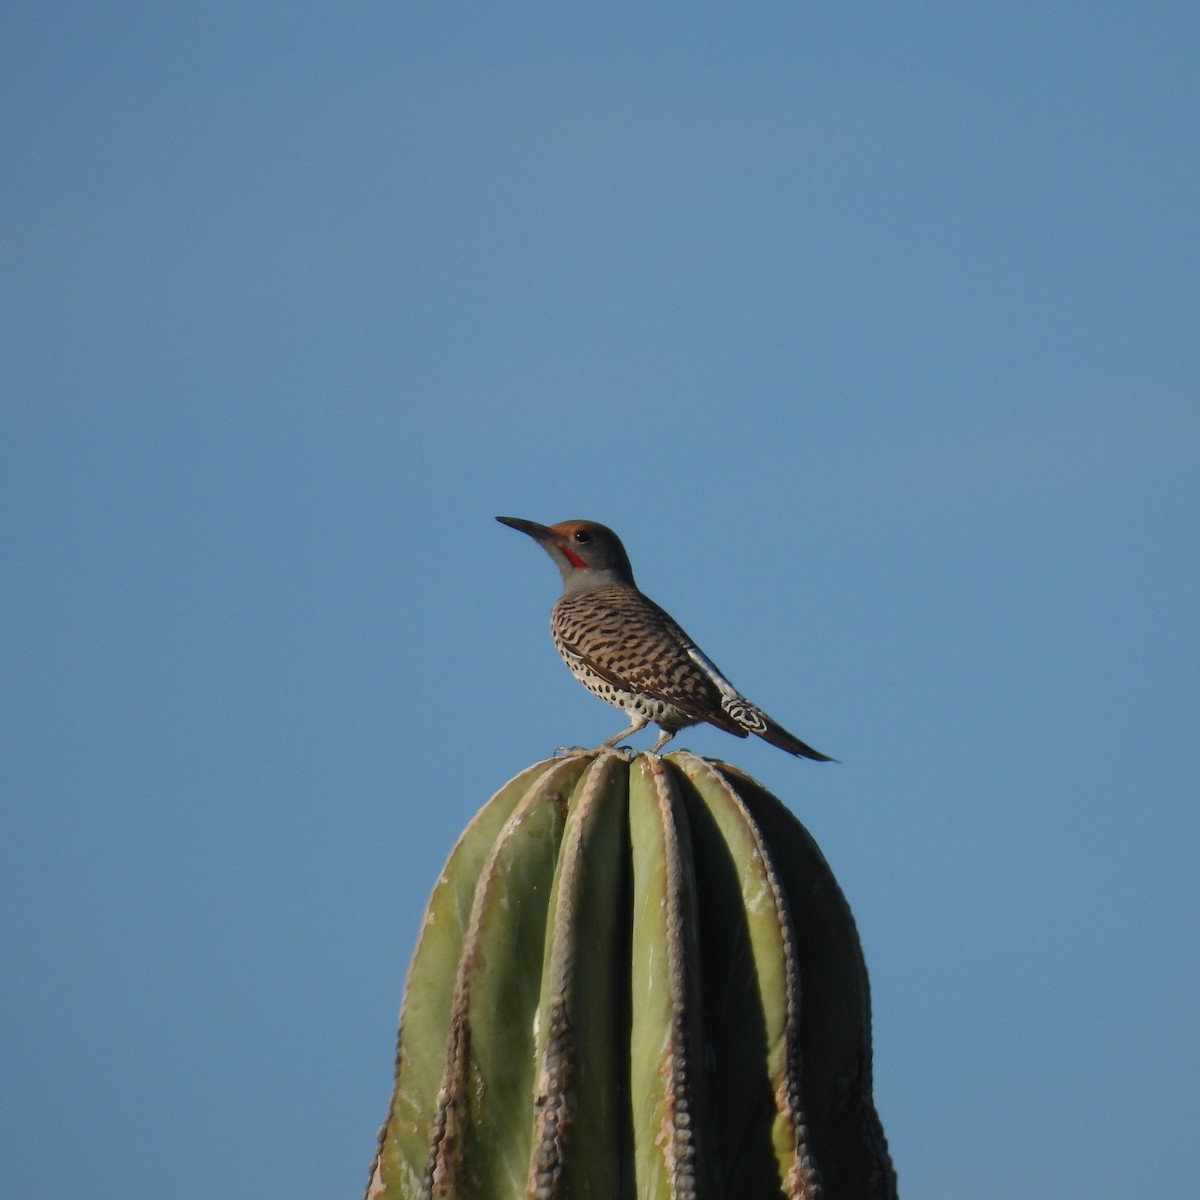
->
(3, 5), (1197, 1198)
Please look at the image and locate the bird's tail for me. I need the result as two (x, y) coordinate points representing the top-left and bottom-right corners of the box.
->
(721, 697), (837, 762)
(756, 716), (836, 762)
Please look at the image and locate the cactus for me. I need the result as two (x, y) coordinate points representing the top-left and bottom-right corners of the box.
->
(365, 751), (896, 1200)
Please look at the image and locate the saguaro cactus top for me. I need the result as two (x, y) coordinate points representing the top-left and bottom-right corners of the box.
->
(366, 751), (895, 1200)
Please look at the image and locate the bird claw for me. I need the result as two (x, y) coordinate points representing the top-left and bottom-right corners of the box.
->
(553, 743), (639, 762)
(553, 744), (597, 759)
(605, 744), (639, 762)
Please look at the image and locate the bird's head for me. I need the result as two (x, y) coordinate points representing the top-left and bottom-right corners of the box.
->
(496, 516), (636, 592)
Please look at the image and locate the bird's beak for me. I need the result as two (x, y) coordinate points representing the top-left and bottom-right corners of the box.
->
(496, 515), (556, 545)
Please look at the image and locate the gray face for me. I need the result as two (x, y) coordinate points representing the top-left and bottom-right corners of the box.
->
(496, 516), (636, 591)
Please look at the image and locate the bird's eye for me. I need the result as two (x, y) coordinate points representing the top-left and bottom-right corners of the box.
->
(573, 530), (592, 543)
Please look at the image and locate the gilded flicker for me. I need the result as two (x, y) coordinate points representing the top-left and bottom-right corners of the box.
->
(496, 516), (834, 761)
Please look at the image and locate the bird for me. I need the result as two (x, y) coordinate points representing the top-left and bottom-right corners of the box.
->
(495, 516), (833, 761)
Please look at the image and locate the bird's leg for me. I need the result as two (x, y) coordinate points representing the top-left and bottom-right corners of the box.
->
(596, 714), (649, 750)
(556, 715), (650, 759)
(649, 727), (679, 754)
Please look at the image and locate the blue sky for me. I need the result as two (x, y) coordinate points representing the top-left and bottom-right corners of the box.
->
(3, 5), (1197, 1197)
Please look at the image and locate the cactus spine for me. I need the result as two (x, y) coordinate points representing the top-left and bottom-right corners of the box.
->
(366, 752), (895, 1200)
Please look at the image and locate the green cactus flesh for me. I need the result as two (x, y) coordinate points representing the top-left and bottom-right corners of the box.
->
(366, 752), (895, 1200)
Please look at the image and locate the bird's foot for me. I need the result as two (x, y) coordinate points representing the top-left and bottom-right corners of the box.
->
(601, 744), (639, 762)
(553, 744), (599, 759)
(555, 743), (640, 762)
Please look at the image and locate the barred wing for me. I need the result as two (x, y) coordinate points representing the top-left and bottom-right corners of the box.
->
(551, 585), (748, 737)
